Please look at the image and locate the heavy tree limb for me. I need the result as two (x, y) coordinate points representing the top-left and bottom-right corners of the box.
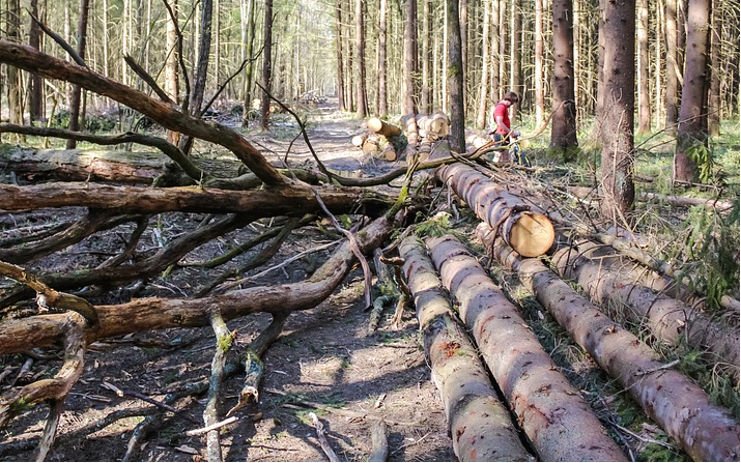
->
(0, 40), (285, 185)
(478, 225), (740, 462)
(400, 236), (534, 461)
(427, 235), (627, 461)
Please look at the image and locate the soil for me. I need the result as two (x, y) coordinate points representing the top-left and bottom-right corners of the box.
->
(0, 103), (456, 462)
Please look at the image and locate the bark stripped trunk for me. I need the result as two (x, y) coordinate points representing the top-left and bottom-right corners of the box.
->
(674, 0), (711, 182)
(550, 0), (578, 151)
(66, 0), (91, 149)
(399, 236), (534, 462)
(427, 235), (627, 462)
(446, 0), (465, 153)
(478, 227), (740, 463)
(436, 163), (555, 257)
(599, 0), (635, 220)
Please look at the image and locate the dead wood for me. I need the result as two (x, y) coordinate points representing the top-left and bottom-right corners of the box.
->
(436, 163), (555, 257)
(478, 225), (740, 462)
(310, 412), (339, 462)
(0, 41), (287, 185)
(34, 399), (64, 462)
(203, 310), (232, 461)
(427, 234), (627, 461)
(368, 419), (388, 462)
(0, 215), (396, 355)
(400, 236), (534, 461)
(550, 238), (739, 370)
(0, 181), (391, 216)
(0, 210), (137, 265)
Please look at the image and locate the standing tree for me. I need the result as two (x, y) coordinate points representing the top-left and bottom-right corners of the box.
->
(28, 0), (45, 122)
(355, 0), (369, 117)
(599, 0), (636, 220)
(242, 0), (257, 126)
(476, 0), (491, 129)
(707, 0), (720, 136)
(420, 0), (432, 114)
(377, 0), (388, 116)
(534, 0), (544, 126)
(550, 0), (578, 152)
(637, 0), (651, 133)
(192, 0), (213, 115)
(664, 0), (680, 132)
(447, 0), (465, 152)
(509, 0), (521, 123)
(165, 0), (180, 144)
(260, 0), (273, 130)
(335, 0), (346, 112)
(404, 0), (418, 117)
(674, 0), (711, 182)
(66, 0), (91, 149)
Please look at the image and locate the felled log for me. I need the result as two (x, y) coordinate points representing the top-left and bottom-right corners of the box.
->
(400, 236), (534, 462)
(0, 146), (168, 184)
(437, 163), (554, 257)
(550, 238), (740, 369)
(416, 112), (450, 141)
(367, 118), (407, 161)
(352, 133), (381, 157)
(427, 235), (627, 461)
(477, 225), (741, 462)
(0, 181), (392, 216)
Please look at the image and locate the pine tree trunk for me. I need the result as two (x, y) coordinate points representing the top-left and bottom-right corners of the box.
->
(637, 0), (651, 133)
(7, 0), (24, 132)
(550, 0), (578, 151)
(66, 0), (91, 149)
(377, 0), (388, 115)
(674, 0), (711, 182)
(498, 0), (506, 98)
(260, 0), (273, 130)
(192, 0), (213, 115)
(355, 0), (369, 117)
(335, 0), (346, 111)
(600, 0), (636, 220)
(664, 0), (680, 132)
(165, 0), (180, 144)
(534, 0), (544, 126)
(509, 0), (521, 123)
(29, 0), (45, 121)
(404, 0), (418, 116)
(420, 0), (432, 114)
(447, 0), (465, 153)
(476, 0), (490, 130)
(459, 0), (466, 108)
(707, 0), (720, 136)
(242, 0), (257, 126)
(490, 0), (500, 100)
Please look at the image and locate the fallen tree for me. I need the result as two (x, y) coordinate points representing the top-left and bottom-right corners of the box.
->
(399, 236), (534, 461)
(477, 224), (741, 462)
(436, 162), (555, 257)
(427, 234), (627, 462)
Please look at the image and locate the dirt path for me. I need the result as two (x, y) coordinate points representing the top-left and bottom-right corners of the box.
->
(0, 105), (455, 462)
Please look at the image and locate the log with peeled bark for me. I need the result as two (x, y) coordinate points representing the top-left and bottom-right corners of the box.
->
(477, 225), (740, 462)
(0, 181), (392, 216)
(399, 236), (534, 461)
(427, 234), (627, 462)
(550, 238), (739, 370)
(436, 163), (555, 257)
(367, 118), (401, 138)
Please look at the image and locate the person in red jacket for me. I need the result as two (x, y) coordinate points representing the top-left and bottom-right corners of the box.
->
(488, 91), (519, 162)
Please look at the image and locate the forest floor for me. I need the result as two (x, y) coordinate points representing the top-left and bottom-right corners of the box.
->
(0, 102), (458, 462)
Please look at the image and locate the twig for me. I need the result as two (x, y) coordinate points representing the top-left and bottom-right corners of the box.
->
(124, 55), (174, 104)
(34, 399), (64, 462)
(312, 190), (373, 309)
(200, 45), (264, 117)
(309, 412), (339, 462)
(185, 416), (238, 436)
(633, 359), (680, 377)
(390, 431), (433, 455)
(27, 9), (86, 67)
(160, 0), (191, 110)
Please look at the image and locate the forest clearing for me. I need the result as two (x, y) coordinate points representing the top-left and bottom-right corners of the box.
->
(0, 0), (739, 461)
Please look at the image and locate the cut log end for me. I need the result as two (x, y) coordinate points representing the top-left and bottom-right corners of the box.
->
(508, 213), (555, 258)
(367, 117), (402, 138)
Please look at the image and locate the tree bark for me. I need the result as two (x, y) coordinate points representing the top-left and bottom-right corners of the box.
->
(637, 0), (651, 133)
(355, 0), (369, 117)
(165, 0), (180, 144)
(335, 0), (346, 112)
(534, 0), (544, 126)
(664, 0), (680, 132)
(436, 163), (555, 257)
(509, 0), (521, 123)
(260, 0), (273, 130)
(404, 0), (418, 117)
(478, 227), (741, 463)
(242, 0), (257, 126)
(446, 0), (465, 153)
(674, 0), (711, 182)
(192, 0), (213, 115)
(475, 0), (491, 129)
(427, 235), (627, 462)
(550, 0), (578, 151)
(599, 0), (635, 220)
(399, 236), (535, 462)
(28, 0), (45, 122)
(707, 0), (720, 136)
(377, 0), (388, 115)
(66, 0), (91, 149)
(420, 0), (432, 114)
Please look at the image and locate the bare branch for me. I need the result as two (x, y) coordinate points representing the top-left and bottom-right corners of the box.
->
(124, 55), (174, 104)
